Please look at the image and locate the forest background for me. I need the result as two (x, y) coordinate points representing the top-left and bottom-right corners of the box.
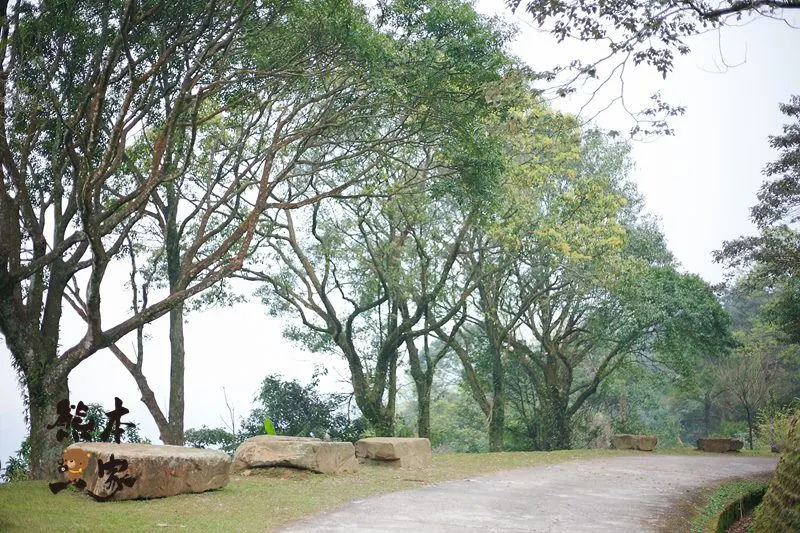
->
(1, 0), (799, 472)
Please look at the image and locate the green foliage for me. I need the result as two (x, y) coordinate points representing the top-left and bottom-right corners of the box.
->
(584, 364), (685, 449)
(240, 374), (364, 441)
(756, 398), (800, 451)
(762, 276), (800, 344)
(709, 420), (748, 441)
(690, 479), (769, 533)
(184, 426), (238, 454)
(184, 375), (364, 452)
(2, 438), (31, 483)
(81, 403), (150, 445)
(428, 391), (488, 453)
(717, 96), (800, 343)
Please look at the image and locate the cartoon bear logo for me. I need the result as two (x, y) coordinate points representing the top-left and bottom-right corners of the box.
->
(49, 449), (91, 494)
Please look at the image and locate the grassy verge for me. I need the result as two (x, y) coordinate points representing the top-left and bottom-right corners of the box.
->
(0, 449), (629, 532)
(689, 479), (770, 533)
(656, 447), (776, 457)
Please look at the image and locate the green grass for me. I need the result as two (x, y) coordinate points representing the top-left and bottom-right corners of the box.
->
(0, 449), (628, 532)
(689, 479), (770, 533)
(656, 446), (776, 457)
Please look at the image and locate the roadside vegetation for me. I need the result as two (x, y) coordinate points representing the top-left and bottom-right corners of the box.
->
(689, 479), (769, 533)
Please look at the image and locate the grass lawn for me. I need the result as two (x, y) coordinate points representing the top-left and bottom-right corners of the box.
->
(655, 447), (776, 457)
(0, 449), (629, 532)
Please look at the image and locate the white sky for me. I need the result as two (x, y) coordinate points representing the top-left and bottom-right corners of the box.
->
(2, 5), (800, 466)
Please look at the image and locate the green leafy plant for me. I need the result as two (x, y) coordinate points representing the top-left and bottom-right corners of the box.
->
(756, 398), (800, 452)
(690, 479), (769, 533)
(2, 437), (31, 483)
(86, 403), (150, 444)
(240, 374), (363, 441)
(184, 426), (237, 454)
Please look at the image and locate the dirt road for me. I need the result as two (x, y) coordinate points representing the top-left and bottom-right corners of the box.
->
(279, 454), (777, 532)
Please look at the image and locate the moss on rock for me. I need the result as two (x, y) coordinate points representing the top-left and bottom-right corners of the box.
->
(751, 416), (800, 532)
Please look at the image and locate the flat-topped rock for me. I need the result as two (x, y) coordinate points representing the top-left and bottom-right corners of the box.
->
(355, 437), (432, 468)
(612, 434), (658, 451)
(233, 435), (357, 474)
(697, 438), (744, 453)
(63, 442), (231, 500)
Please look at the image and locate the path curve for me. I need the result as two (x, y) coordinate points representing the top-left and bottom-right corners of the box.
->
(279, 454), (777, 532)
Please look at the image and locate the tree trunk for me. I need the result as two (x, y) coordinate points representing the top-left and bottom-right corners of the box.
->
(746, 407), (754, 450)
(361, 397), (394, 436)
(27, 369), (69, 479)
(350, 382), (394, 437)
(416, 378), (431, 439)
(538, 392), (571, 451)
(405, 336), (434, 440)
(703, 391), (712, 437)
(164, 184), (185, 445)
(488, 341), (504, 451)
(165, 302), (185, 444)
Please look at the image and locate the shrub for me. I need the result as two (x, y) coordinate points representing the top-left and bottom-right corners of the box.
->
(2, 438), (31, 483)
(756, 398), (800, 451)
(184, 426), (238, 454)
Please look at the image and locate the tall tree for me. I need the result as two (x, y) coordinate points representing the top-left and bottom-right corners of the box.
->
(438, 108), (624, 451)
(510, 261), (732, 450)
(0, 0), (290, 478)
(717, 96), (800, 342)
(247, 157), (480, 435)
(714, 96), (800, 533)
(239, 0), (513, 436)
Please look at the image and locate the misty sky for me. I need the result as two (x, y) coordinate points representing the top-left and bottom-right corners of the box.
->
(2, 5), (799, 467)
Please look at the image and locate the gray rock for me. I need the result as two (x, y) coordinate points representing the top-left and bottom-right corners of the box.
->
(697, 438), (744, 453)
(232, 435), (357, 474)
(611, 434), (658, 451)
(355, 437), (432, 468)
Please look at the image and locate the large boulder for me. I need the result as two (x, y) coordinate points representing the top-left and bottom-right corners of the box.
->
(62, 442), (230, 500)
(232, 435), (357, 474)
(355, 437), (432, 468)
(611, 434), (658, 451)
(697, 438), (744, 453)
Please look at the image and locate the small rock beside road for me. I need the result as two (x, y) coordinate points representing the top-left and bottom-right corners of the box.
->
(697, 438), (744, 453)
(233, 435), (357, 474)
(355, 437), (432, 468)
(612, 434), (658, 451)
